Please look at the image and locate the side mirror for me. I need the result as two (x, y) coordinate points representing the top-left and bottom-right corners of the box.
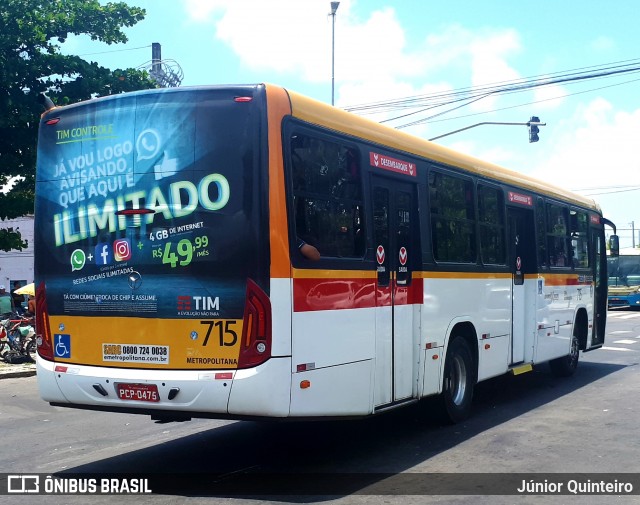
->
(609, 235), (620, 257)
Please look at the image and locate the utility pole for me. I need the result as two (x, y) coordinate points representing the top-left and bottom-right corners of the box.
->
(152, 42), (161, 78)
(330, 2), (340, 106)
(429, 118), (546, 142)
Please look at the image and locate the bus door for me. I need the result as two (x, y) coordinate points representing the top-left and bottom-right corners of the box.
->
(507, 207), (536, 364)
(591, 228), (607, 347)
(371, 177), (419, 407)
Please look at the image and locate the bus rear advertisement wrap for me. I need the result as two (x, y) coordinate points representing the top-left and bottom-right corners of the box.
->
(35, 87), (266, 370)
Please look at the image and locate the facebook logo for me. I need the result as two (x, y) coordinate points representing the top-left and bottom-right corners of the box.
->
(95, 242), (112, 265)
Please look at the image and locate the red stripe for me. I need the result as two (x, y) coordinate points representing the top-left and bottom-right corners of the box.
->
(293, 277), (423, 312)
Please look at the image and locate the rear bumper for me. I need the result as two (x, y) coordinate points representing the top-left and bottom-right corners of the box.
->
(36, 355), (292, 418)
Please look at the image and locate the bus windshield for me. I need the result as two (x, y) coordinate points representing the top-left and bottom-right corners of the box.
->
(608, 255), (640, 287)
(607, 254), (640, 309)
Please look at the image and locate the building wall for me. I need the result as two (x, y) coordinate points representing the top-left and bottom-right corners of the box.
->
(0, 216), (34, 292)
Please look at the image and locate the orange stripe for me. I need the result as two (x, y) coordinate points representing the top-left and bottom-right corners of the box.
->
(542, 273), (593, 286)
(266, 84), (293, 279)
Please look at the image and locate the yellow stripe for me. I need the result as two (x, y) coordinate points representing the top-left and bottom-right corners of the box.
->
(511, 363), (533, 375)
(417, 271), (512, 280)
(292, 268), (376, 279)
(290, 269), (590, 282)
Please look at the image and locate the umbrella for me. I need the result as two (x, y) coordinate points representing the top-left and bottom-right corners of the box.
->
(13, 282), (35, 297)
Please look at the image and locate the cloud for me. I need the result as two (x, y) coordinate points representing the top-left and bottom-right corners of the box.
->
(184, 0), (227, 20)
(533, 98), (640, 189)
(532, 82), (568, 110)
(181, 1), (523, 115)
(468, 29), (521, 112)
(591, 36), (615, 52)
(540, 98), (640, 246)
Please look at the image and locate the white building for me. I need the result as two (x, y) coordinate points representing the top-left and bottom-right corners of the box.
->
(0, 215), (34, 293)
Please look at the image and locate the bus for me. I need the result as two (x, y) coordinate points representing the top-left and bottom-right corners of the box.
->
(608, 253), (640, 309)
(34, 84), (617, 424)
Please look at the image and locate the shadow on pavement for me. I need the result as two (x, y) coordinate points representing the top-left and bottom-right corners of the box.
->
(58, 360), (627, 500)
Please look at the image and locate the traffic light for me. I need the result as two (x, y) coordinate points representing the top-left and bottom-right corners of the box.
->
(529, 116), (540, 143)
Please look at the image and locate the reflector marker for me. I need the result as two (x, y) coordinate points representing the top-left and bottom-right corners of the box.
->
(296, 362), (315, 372)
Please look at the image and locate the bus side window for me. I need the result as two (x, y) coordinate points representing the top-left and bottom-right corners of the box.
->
(429, 170), (477, 263)
(536, 197), (547, 268)
(289, 133), (365, 260)
(547, 203), (569, 268)
(570, 210), (589, 268)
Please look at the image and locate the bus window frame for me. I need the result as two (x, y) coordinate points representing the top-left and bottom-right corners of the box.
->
(283, 120), (370, 270)
(569, 207), (591, 270)
(476, 180), (507, 267)
(545, 199), (572, 270)
(428, 167), (479, 266)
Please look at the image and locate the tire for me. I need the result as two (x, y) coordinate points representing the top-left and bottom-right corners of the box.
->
(438, 336), (475, 424)
(25, 339), (37, 362)
(549, 334), (579, 377)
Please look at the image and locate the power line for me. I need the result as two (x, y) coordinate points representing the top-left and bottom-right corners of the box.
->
(77, 44), (152, 57)
(580, 186), (640, 196)
(397, 75), (640, 129)
(394, 67), (640, 128)
(342, 57), (640, 128)
(346, 57), (640, 113)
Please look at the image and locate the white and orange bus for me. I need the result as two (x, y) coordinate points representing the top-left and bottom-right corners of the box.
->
(34, 84), (617, 423)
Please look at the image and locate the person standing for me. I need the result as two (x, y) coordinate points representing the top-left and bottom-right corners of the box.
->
(0, 285), (14, 315)
(27, 295), (36, 316)
(11, 282), (25, 314)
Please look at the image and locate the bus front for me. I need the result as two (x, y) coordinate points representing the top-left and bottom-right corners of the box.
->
(34, 85), (289, 419)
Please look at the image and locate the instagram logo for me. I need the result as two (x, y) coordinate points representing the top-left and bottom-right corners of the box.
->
(113, 238), (132, 262)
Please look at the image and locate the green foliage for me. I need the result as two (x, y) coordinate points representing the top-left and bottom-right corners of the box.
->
(0, 0), (157, 251)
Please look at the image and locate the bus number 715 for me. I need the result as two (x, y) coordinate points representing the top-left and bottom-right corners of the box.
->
(200, 320), (238, 347)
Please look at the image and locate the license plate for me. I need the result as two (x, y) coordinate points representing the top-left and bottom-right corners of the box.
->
(115, 383), (160, 402)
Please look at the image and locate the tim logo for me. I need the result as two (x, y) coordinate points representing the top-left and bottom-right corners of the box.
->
(113, 238), (131, 262)
(177, 296), (220, 312)
(177, 296), (191, 311)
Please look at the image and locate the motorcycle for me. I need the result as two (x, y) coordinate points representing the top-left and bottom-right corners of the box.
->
(0, 314), (36, 364)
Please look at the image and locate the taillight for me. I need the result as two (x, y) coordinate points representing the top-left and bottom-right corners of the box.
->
(237, 279), (272, 369)
(35, 282), (53, 361)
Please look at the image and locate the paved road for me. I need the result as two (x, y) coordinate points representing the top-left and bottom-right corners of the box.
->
(1, 311), (639, 504)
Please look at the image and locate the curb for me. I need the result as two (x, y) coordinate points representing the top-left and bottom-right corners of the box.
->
(0, 365), (37, 379)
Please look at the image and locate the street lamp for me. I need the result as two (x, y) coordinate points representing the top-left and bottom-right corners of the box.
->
(330, 2), (340, 106)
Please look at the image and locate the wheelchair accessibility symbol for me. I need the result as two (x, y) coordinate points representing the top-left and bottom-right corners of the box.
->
(54, 334), (71, 358)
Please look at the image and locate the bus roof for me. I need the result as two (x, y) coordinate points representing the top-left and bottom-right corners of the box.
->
(280, 85), (600, 213)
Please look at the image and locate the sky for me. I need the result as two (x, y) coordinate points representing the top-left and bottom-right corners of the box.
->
(62, 0), (640, 248)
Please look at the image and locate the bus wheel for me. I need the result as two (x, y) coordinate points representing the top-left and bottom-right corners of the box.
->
(438, 336), (475, 423)
(549, 334), (579, 377)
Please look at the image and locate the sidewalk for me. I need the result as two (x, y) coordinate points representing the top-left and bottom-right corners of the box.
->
(0, 360), (36, 379)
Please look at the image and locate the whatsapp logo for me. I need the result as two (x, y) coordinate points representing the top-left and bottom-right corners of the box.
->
(70, 249), (86, 272)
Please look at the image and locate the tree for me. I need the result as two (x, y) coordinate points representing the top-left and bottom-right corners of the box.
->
(0, 0), (157, 251)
